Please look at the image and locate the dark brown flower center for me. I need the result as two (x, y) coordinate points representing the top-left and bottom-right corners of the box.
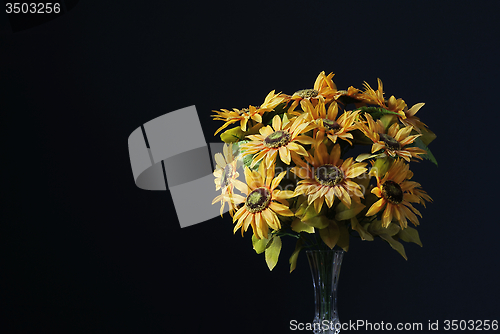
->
(379, 133), (401, 151)
(294, 89), (319, 98)
(321, 118), (341, 131)
(315, 164), (344, 187)
(245, 187), (271, 213)
(382, 180), (403, 204)
(264, 130), (291, 148)
(221, 164), (233, 187)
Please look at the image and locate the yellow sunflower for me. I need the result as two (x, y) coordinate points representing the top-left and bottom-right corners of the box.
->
(260, 89), (288, 110)
(366, 159), (431, 228)
(212, 90), (285, 135)
(400, 102), (429, 134)
(386, 95), (407, 115)
(300, 99), (360, 146)
(241, 114), (314, 168)
(334, 86), (366, 106)
(361, 113), (426, 162)
(286, 71), (338, 113)
(409, 187), (433, 208)
(230, 161), (295, 239)
(211, 143), (246, 217)
(360, 78), (385, 106)
(360, 79), (407, 118)
(291, 143), (368, 212)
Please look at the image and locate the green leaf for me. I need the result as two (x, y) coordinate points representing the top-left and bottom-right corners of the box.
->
(282, 112), (290, 127)
(261, 102), (288, 125)
(355, 153), (379, 162)
(336, 221), (350, 252)
(236, 140), (261, 171)
(413, 137), (438, 166)
(351, 217), (374, 241)
(357, 106), (401, 119)
(351, 129), (374, 145)
(367, 221), (407, 259)
(335, 201), (366, 221)
(246, 122), (265, 135)
(319, 220), (340, 249)
(291, 217), (315, 234)
(420, 126), (437, 146)
(379, 114), (398, 132)
(303, 215), (330, 229)
(289, 238), (304, 273)
(265, 236), (282, 271)
(252, 234), (270, 254)
(379, 234), (408, 260)
(220, 126), (246, 143)
(367, 220), (400, 237)
(396, 227), (423, 247)
(293, 196), (308, 217)
(298, 202), (322, 222)
(370, 157), (394, 178)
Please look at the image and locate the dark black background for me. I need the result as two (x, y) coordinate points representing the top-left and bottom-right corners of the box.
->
(1, 1), (499, 333)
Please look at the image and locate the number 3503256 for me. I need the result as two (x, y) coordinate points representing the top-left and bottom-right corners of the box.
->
(6, 3), (61, 14)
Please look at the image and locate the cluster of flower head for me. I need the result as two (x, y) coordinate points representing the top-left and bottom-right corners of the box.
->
(212, 71), (436, 270)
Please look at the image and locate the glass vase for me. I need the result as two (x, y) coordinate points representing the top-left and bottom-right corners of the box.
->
(306, 250), (345, 334)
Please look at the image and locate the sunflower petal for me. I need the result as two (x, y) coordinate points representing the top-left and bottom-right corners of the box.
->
(291, 166), (312, 180)
(279, 146), (291, 165)
(330, 144), (341, 165)
(366, 198), (386, 216)
(233, 179), (250, 195)
(242, 212), (254, 233)
(294, 135), (315, 145)
(251, 113), (262, 123)
(372, 142), (385, 153)
(271, 171), (286, 190)
(382, 204), (393, 227)
(214, 153), (227, 169)
(324, 187), (335, 207)
(327, 101), (339, 120)
(273, 189), (294, 200)
(287, 142), (308, 156)
(345, 164), (368, 179)
(266, 162), (276, 187)
(233, 206), (247, 222)
(371, 187), (382, 198)
(313, 196), (323, 213)
(272, 115), (282, 131)
(259, 126), (274, 137)
(214, 120), (238, 135)
(401, 205), (420, 226)
(260, 208), (276, 230)
(250, 150), (268, 168)
(265, 149), (279, 168)
(406, 103), (425, 117)
(270, 201), (294, 216)
(394, 126), (413, 142)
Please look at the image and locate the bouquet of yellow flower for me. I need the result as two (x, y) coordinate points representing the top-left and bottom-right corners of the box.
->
(212, 72), (436, 272)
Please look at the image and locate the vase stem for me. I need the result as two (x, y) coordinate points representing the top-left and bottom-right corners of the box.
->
(306, 250), (344, 334)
